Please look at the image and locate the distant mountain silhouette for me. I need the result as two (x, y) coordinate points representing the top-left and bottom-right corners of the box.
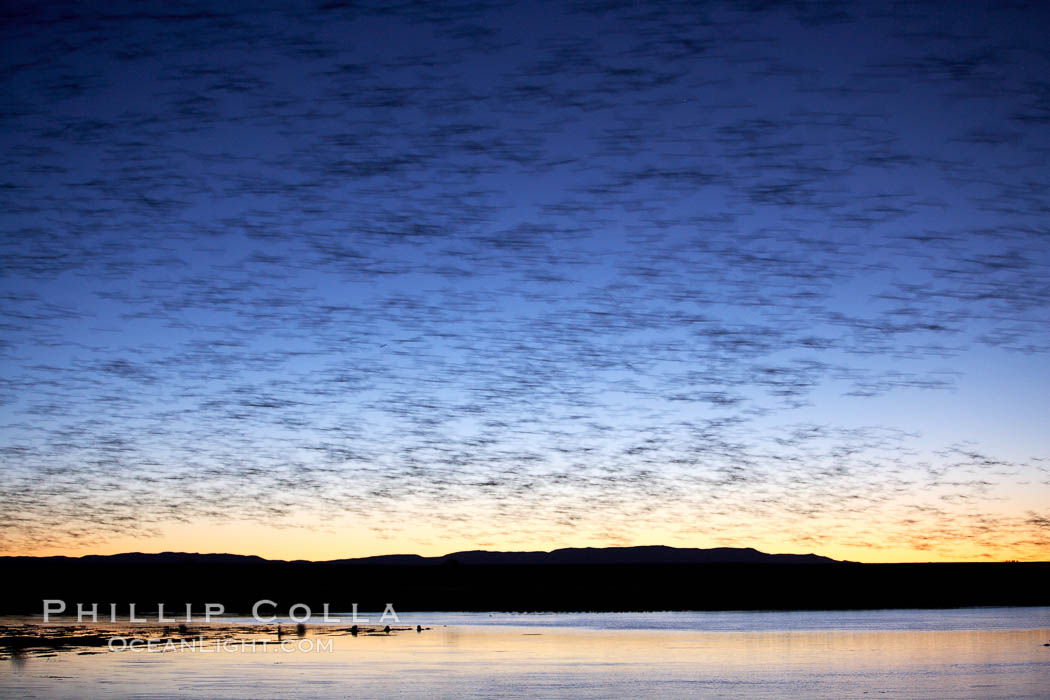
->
(0, 551), (270, 565)
(2, 547), (1047, 614)
(2, 545), (838, 566)
(330, 546), (839, 566)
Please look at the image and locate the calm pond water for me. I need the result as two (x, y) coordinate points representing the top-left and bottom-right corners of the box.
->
(3, 607), (1048, 698)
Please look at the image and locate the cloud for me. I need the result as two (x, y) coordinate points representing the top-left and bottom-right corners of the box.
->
(1, 0), (1048, 560)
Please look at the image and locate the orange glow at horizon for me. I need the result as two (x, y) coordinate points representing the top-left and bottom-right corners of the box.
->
(7, 517), (1048, 564)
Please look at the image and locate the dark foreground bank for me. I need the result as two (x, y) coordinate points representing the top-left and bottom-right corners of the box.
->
(1, 548), (1047, 615)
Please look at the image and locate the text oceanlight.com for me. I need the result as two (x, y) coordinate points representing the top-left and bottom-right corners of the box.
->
(107, 637), (335, 653)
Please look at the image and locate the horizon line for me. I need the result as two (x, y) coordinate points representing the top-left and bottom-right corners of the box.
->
(3, 544), (1041, 565)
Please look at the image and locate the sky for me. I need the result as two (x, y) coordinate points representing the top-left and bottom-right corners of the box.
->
(1, 0), (1048, 563)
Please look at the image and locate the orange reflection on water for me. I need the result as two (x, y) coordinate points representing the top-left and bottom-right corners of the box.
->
(3, 622), (1049, 698)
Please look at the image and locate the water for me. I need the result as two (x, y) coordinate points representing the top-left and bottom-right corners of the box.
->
(305, 607), (1050, 632)
(4, 607), (1049, 698)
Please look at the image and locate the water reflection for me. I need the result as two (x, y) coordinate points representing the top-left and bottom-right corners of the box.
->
(2, 612), (1049, 698)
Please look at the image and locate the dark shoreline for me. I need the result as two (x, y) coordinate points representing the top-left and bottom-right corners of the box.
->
(0, 621), (411, 660)
(2, 559), (1047, 615)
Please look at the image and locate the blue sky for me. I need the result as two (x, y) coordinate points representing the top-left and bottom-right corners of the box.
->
(1, 0), (1048, 561)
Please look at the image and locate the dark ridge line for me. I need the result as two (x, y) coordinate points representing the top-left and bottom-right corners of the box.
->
(0, 545), (843, 566)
